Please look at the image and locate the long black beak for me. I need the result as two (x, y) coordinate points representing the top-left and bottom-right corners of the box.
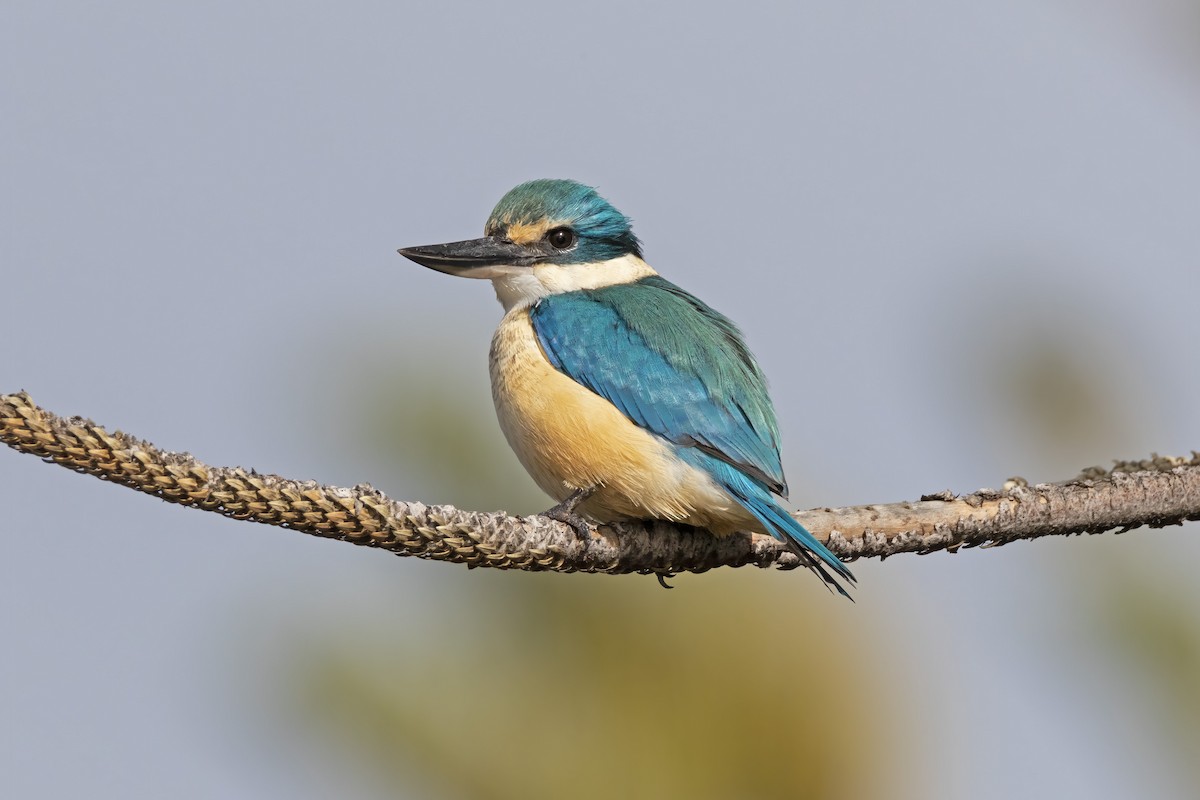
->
(397, 236), (535, 278)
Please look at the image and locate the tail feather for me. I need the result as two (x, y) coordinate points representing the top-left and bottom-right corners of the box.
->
(736, 489), (856, 600)
(678, 449), (856, 598)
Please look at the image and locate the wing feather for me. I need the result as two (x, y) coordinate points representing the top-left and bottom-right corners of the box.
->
(528, 276), (786, 495)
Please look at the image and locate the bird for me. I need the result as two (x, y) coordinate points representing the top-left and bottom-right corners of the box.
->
(398, 179), (854, 596)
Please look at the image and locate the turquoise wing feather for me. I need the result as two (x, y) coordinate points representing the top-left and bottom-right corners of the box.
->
(530, 275), (786, 494)
(528, 276), (854, 595)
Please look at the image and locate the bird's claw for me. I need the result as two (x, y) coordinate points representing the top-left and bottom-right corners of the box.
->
(540, 487), (597, 540)
(541, 507), (594, 539)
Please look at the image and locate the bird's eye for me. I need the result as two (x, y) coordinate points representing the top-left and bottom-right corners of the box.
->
(546, 227), (576, 250)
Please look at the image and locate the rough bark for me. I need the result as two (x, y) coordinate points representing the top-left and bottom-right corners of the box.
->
(3, 391), (1196, 576)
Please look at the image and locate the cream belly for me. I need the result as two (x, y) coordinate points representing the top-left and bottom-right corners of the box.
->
(488, 308), (759, 534)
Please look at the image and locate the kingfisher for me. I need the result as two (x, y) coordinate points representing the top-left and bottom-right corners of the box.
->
(399, 179), (854, 595)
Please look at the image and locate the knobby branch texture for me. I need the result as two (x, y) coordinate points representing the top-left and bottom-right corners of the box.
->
(3, 391), (1198, 576)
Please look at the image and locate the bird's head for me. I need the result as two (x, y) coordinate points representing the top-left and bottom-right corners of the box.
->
(398, 179), (643, 283)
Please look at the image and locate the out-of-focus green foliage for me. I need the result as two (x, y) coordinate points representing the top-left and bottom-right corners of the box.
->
(1084, 562), (1200, 785)
(945, 262), (1158, 481)
(291, 573), (891, 800)
(357, 366), (542, 513)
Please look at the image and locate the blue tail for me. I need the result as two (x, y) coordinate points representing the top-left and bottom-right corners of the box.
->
(736, 488), (855, 599)
(687, 453), (856, 599)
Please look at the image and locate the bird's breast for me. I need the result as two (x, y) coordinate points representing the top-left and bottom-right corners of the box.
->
(487, 308), (751, 530)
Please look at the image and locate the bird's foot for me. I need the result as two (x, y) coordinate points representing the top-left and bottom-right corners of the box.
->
(655, 572), (676, 590)
(540, 487), (597, 539)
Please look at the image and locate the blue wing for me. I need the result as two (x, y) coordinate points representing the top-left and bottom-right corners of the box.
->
(529, 276), (854, 595)
(531, 276), (786, 494)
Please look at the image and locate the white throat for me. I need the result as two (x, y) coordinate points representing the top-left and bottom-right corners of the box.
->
(491, 253), (658, 312)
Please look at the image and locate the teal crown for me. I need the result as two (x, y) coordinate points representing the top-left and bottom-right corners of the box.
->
(486, 179), (642, 263)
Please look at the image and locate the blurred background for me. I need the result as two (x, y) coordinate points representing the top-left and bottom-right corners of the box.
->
(3, 2), (1198, 798)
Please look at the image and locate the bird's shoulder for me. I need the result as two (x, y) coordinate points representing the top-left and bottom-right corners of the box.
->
(535, 276), (758, 374)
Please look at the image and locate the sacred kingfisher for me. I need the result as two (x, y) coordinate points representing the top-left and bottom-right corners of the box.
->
(399, 179), (854, 595)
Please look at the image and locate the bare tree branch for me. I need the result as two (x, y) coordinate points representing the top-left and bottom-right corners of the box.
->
(3, 391), (1197, 575)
